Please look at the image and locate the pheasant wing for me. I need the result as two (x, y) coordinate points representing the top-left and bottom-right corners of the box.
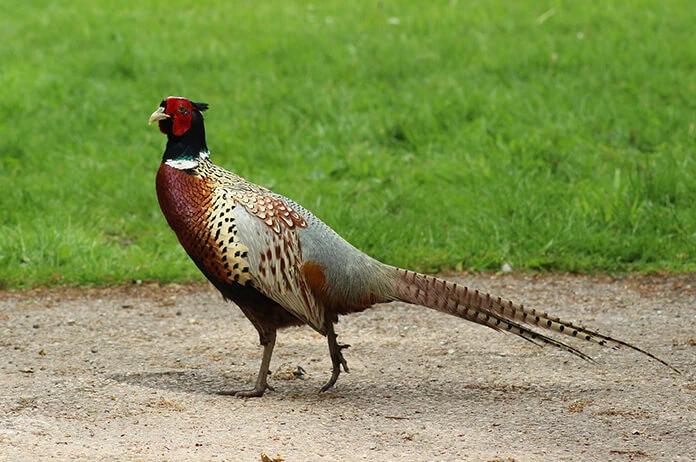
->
(208, 182), (327, 333)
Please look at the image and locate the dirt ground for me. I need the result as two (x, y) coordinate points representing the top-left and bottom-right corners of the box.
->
(1, 273), (695, 461)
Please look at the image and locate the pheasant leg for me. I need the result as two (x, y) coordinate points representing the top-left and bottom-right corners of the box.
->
(319, 326), (350, 393)
(219, 332), (276, 398)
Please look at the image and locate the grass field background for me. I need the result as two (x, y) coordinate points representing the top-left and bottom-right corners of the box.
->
(1, 1), (695, 289)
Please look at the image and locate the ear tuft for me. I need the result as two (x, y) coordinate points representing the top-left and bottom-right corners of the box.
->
(193, 102), (209, 112)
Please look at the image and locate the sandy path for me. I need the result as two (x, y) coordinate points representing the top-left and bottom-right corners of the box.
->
(1, 273), (694, 461)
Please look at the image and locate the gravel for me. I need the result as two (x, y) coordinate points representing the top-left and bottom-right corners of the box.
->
(1, 273), (694, 461)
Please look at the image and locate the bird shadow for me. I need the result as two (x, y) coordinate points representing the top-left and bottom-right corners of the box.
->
(106, 369), (334, 398)
(107, 370), (251, 396)
(105, 368), (597, 406)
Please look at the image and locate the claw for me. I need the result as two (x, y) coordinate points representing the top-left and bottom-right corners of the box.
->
(218, 385), (270, 398)
(218, 379), (275, 397)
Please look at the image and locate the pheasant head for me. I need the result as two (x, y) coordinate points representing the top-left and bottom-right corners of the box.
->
(149, 96), (210, 169)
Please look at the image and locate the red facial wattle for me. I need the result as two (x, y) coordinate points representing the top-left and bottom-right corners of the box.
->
(165, 98), (194, 137)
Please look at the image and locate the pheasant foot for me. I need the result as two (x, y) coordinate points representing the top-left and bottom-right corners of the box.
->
(320, 328), (350, 393)
(218, 382), (274, 398)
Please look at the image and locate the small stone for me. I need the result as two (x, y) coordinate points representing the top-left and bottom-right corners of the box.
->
(292, 366), (307, 378)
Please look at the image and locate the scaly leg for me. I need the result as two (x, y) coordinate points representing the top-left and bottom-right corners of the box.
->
(319, 324), (350, 393)
(219, 330), (276, 398)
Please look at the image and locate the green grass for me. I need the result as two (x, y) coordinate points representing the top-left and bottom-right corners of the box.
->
(1, 0), (695, 289)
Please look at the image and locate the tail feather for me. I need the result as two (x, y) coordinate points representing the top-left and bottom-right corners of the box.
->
(392, 268), (679, 373)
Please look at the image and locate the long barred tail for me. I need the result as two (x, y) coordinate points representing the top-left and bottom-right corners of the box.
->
(391, 268), (679, 373)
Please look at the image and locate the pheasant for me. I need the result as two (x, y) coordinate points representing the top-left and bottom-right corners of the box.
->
(149, 96), (678, 397)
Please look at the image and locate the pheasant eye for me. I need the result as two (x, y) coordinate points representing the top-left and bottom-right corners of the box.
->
(178, 103), (189, 115)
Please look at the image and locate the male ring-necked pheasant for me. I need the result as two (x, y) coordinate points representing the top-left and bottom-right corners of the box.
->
(150, 96), (677, 397)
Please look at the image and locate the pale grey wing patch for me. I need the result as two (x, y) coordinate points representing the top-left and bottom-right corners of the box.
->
(285, 193), (398, 307)
(296, 223), (397, 308)
(233, 206), (326, 333)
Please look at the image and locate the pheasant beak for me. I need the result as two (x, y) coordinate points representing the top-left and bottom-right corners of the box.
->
(148, 106), (170, 125)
